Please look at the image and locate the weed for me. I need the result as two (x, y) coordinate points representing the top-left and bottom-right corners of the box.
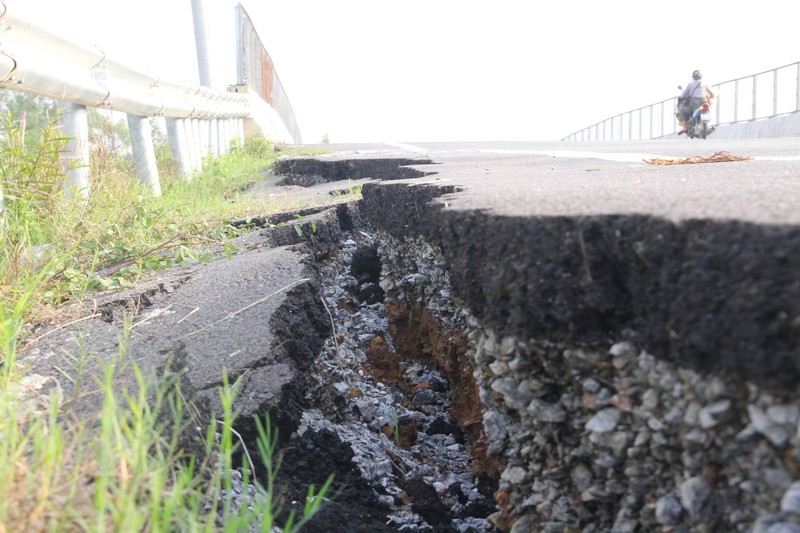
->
(0, 103), (335, 530)
(253, 413), (334, 532)
(390, 407), (401, 447)
(329, 179), (363, 200)
(0, 317), (332, 531)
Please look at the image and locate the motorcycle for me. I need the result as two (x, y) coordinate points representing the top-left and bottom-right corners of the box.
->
(676, 86), (715, 139)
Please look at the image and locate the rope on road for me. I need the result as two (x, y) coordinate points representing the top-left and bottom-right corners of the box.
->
(644, 151), (754, 165)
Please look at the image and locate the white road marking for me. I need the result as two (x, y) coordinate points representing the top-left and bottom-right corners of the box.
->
(383, 142), (429, 153)
(466, 149), (665, 163)
(458, 148), (800, 163)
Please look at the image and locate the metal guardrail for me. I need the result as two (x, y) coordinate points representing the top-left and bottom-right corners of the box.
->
(562, 61), (800, 141)
(0, 0), (300, 202)
(0, 2), (249, 119)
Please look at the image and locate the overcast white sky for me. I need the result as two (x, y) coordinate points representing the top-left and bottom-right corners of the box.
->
(25, 0), (800, 143)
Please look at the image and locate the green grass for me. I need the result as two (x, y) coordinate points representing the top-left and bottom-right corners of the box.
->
(0, 325), (332, 531)
(0, 114), (334, 531)
(330, 180), (363, 199)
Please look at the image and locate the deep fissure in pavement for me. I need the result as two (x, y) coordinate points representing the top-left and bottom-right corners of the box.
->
(228, 222), (501, 532)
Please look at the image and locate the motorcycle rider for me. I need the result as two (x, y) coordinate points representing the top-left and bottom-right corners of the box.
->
(677, 70), (717, 135)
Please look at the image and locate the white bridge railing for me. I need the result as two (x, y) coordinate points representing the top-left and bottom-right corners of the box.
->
(0, 1), (296, 201)
(562, 61), (800, 141)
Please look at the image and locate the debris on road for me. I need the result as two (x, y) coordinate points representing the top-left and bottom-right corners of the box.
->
(644, 151), (754, 165)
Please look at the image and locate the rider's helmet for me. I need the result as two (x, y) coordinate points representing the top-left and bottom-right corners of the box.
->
(692, 70), (702, 80)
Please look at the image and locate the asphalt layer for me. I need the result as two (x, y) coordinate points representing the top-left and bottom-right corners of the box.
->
(339, 139), (800, 388)
(23, 228), (331, 426)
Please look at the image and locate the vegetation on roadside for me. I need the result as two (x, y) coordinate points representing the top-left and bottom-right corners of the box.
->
(0, 92), (338, 531)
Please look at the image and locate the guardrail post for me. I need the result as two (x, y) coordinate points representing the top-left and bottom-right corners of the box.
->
(185, 119), (194, 171)
(773, 69), (779, 117)
(752, 76), (758, 120)
(127, 114), (161, 196)
(207, 119), (217, 157)
(183, 119), (195, 172)
(796, 63), (800, 112)
(638, 110), (642, 140)
(232, 119), (240, 148)
(199, 119), (209, 160)
(217, 119), (226, 154)
(225, 119), (231, 152)
(189, 118), (202, 171)
(166, 117), (193, 181)
(794, 63), (800, 113)
(60, 102), (90, 201)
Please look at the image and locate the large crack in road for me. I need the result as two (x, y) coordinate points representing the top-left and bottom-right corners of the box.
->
(258, 153), (800, 532)
(20, 150), (800, 532)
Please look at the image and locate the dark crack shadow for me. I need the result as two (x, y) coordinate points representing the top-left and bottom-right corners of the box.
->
(273, 157), (436, 187)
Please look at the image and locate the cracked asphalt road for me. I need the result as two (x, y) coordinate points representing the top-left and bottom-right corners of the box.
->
(20, 137), (800, 425)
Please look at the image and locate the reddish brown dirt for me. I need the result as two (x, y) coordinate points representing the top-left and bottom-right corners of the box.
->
(384, 301), (483, 441)
(364, 299), (500, 488)
(364, 335), (401, 385)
